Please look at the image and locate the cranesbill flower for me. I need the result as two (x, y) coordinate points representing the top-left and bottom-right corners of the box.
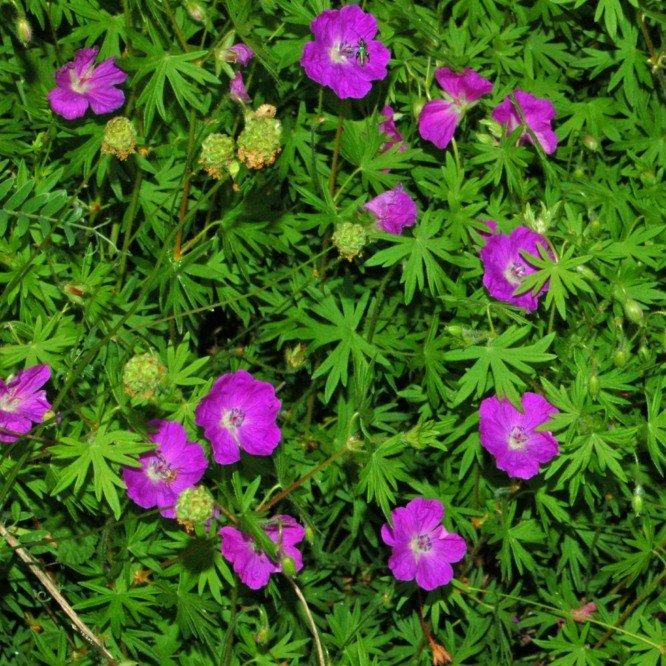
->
(418, 67), (493, 149)
(379, 106), (405, 153)
(480, 224), (550, 312)
(492, 90), (558, 155)
(0, 365), (51, 443)
(479, 392), (559, 480)
(122, 420), (208, 518)
(220, 514), (305, 589)
(380, 498), (467, 591)
(364, 185), (417, 235)
(195, 370), (281, 465)
(48, 47), (127, 120)
(300, 5), (390, 99)
(230, 72), (250, 104)
(228, 43), (254, 66)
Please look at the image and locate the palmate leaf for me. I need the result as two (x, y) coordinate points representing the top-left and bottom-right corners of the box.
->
(645, 385), (666, 473)
(50, 425), (151, 519)
(292, 290), (389, 401)
(366, 211), (459, 304)
(442, 326), (556, 405)
(133, 50), (219, 131)
(517, 246), (594, 319)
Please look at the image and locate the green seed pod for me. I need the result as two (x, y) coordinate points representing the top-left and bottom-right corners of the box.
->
(332, 221), (367, 261)
(199, 133), (235, 180)
(237, 114), (282, 170)
(623, 298), (644, 325)
(612, 348), (628, 368)
(280, 556), (297, 577)
(122, 352), (167, 401)
(101, 117), (137, 161)
(175, 486), (216, 524)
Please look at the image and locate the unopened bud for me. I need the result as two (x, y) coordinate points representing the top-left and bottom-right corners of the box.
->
(122, 352), (167, 401)
(412, 97), (426, 119)
(175, 486), (215, 524)
(16, 17), (32, 46)
(199, 133), (235, 180)
(588, 374), (599, 398)
(332, 221), (367, 261)
(284, 343), (307, 371)
(101, 117), (137, 160)
(280, 556), (297, 577)
(184, 0), (206, 22)
(632, 484), (643, 516)
(623, 299), (644, 325)
(582, 134), (598, 151)
(612, 348), (628, 367)
(237, 115), (282, 170)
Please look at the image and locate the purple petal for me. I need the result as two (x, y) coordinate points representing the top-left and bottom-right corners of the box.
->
(418, 99), (459, 149)
(415, 554), (454, 590)
(48, 88), (89, 120)
(434, 67), (493, 103)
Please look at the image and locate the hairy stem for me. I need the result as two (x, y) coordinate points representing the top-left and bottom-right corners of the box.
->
(289, 578), (326, 666)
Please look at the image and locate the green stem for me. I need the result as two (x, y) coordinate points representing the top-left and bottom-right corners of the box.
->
(117, 166), (143, 284)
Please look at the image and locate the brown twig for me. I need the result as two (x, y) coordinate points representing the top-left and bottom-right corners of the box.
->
(0, 523), (117, 664)
(289, 578), (326, 666)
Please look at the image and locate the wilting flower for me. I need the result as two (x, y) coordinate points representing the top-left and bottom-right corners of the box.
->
(101, 116), (137, 161)
(230, 71), (250, 104)
(0, 365), (51, 443)
(47, 47), (127, 120)
(332, 221), (368, 261)
(122, 420), (208, 517)
(381, 498), (467, 591)
(195, 370), (281, 465)
(228, 43), (254, 66)
(480, 223), (550, 312)
(199, 133), (236, 180)
(220, 514), (305, 589)
(492, 90), (558, 155)
(300, 5), (390, 99)
(364, 185), (417, 235)
(236, 112), (282, 169)
(379, 106), (405, 153)
(122, 352), (166, 400)
(418, 67), (493, 149)
(479, 393), (559, 480)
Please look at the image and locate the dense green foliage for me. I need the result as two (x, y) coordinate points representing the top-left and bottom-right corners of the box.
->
(0, 0), (665, 664)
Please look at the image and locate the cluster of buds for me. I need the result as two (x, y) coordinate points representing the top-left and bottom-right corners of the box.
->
(199, 132), (238, 180)
(237, 105), (282, 170)
(101, 116), (137, 161)
(122, 352), (167, 401)
(332, 221), (367, 261)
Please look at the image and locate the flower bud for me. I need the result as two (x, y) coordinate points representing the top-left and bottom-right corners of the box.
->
(16, 17), (32, 46)
(184, 0), (206, 22)
(284, 343), (307, 371)
(280, 556), (297, 577)
(411, 97), (426, 119)
(236, 114), (282, 170)
(588, 373), (599, 398)
(175, 486), (215, 524)
(199, 133), (235, 180)
(632, 484), (643, 516)
(582, 134), (598, 151)
(332, 221), (367, 261)
(612, 348), (628, 368)
(101, 117), (137, 161)
(623, 298), (644, 325)
(638, 344), (650, 362)
(122, 352), (167, 401)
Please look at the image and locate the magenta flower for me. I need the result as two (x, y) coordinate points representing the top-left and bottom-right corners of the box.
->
(380, 498), (467, 591)
(0, 365), (51, 443)
(480, 223), (550, 312)
(300, 5), (390, 100)
(418, 67), (493, 149)
(195, 370), (281, 465)
(220, 514), (305, 589)
(122, 420), (208, 518)
(364, 185), (417, 235)
(47, 47), (127, 121)
(230, 71), (250, 104)
(492, 90), (558, 155)
(479, 393), (559, 480)
(228, 43), (254, 66)
(379, 106), (405, 153)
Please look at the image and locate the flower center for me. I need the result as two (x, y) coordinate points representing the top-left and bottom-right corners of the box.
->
(410, 533), (433, 554)
(69, 65), (94, 94)
(503, 261), (526, 286)
(0, 391), (18, 413)
(508, 426), (528, 451)
(146, 454), (178, 483)
(221, 407), (245, 431)
(329, 41), (359, 64)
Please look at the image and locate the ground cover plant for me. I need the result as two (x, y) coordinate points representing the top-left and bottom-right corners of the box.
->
(0, 0), (665, 663)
